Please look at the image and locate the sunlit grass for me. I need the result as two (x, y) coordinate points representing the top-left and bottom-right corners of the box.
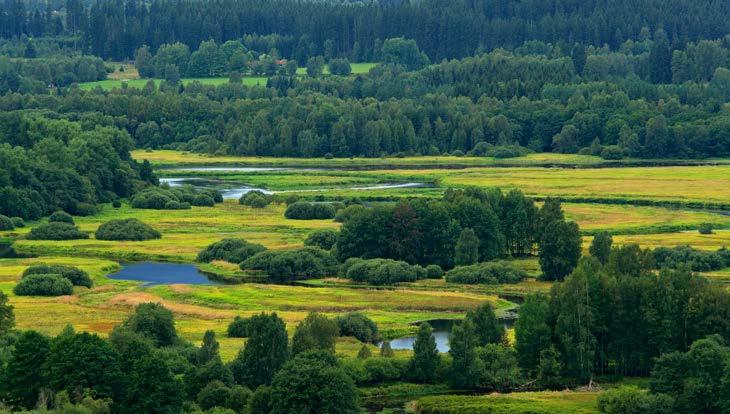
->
(415, 390), (599, 413)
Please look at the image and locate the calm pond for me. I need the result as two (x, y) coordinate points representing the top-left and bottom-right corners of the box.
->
(108, 262), (220, 286)
(382, 316), (517, 353)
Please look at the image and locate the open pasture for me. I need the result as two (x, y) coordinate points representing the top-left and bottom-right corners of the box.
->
(77, 76), (269, 90)
(415, 390), (599, 414)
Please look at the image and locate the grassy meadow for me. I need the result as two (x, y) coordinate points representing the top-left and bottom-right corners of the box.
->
(1, 149), (729, 410)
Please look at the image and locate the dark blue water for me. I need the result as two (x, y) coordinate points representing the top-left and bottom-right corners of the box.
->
(108, 262), (219, 286)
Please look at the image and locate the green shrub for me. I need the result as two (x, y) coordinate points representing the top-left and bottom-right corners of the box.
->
(239, 191), (273, 208)
(425, 264), (444, 279)
(698, 223), (714, 234)
(10, 217), (25, 228)
(131, 186), (220, 210)
(445, 261), (527, 284)
(227, 316), (252, 337)
(27, 222), (88, 240)
(0, 215), (14, 230)
(653, 246), (730, 272)
(600, 145), (625, 160)
(112, 200), (122, 208)
(336, 312), (379, 342)
(486, 145), (530, 159)
(48, 211), (74, 224)
(13, 274), (74, 296)
(345, 258), (427, 285)
(284, 202), (336, 220)
(240, 247), (338, 282)
(192, 194), (215, 207)
(23, 264), (92, 287)
(95, 219), (161, 241)
(304, 229), (338, 250)
(197, 238), (266, 263)
(334, 205), (366, 223)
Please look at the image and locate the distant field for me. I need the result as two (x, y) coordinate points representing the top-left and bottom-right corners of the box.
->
(78, 76), (268, 90)
(416, 390), (599, 414)
(295, 62), (377, 75)
(605, 230), (730, 251)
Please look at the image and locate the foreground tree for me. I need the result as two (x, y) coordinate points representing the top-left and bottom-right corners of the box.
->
(467, 303), (505, 346)
(539, 220), (582, 281)
(270, 350), (359, 414)
(449, 319), (483, 389)
(589, 232), (613, 265)
(408, 323), (440, 383)
(230, 313), (289, 388)
(1, 331), (50, 409)
(122, 302), (178, 346)
(291, 312), (339, 355)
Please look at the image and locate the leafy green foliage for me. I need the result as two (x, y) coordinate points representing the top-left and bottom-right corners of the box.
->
(239, 190), (273, 208)
(0, 330), (50, 409)
(589, 232), (613, 265)
(304, 229), (338, 250)
(538, 220), (582, 281)
(230, 313), (289, 388)
(284, 202), (337, 220)
(240, 247), (338, 282)
(23, 264), (92, 287)
(344, 258), (427, 285)
(653, 245), (730, 272)
(13, 274), (74, 296)
(48, 211), (74, 224)
(336, 312), (379, 343)
(27, 222), (88, 240)
(408, 323), (440, 383)
(95, 218), (161, 241)
(270, 350), (359, 414)
(445, 261), (527, 285)
(197, 238), (267, 264)
(121, 303), (178, 347)
(291, 312), (339, 355)
(0, 214), (13, 230)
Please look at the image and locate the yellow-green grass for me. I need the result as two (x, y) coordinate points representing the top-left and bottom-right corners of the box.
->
(702, 268), (730, 283)
(415, 390), (599, 414)
(0, 255), (506, 360)
(135, 150), (610, 168)
(598, 230), (730, 251)
(11, 201), (338, 262)
(78, 76), (268, 90)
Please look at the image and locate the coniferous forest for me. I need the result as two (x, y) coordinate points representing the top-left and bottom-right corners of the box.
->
(1, 0), (730, 413)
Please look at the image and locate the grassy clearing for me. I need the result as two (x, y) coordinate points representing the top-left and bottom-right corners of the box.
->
(78, 76), (268, 90)
(295, 62), (378, 75)
(415, 390), (599, 414)
(11, 201), (338, 262)
(601, 230), (730, 251)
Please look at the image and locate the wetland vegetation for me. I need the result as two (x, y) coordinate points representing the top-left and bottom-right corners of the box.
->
(2, 0), (730, 411)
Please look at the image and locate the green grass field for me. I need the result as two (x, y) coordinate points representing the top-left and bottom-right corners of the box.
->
(415, 390), (599, 414)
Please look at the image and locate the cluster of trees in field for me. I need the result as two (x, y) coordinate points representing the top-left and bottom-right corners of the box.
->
(337, 189), (580, 276)
(0, 111), (155, 220)
(3, 0), (728, 63)
(0, 54), (106, 93)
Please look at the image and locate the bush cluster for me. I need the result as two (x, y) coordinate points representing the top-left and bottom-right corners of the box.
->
(227, 316), (253, 337)
(95, 219), (161, 241)
(131, 186), (222, 210)
(334, 204), (366, 223)
(284, 202), (337, 220)
(445, 261), (527, 284)
(26, 222), (88, 240)
(239, 191), (273, 208)
(48, 211), (75, 224)
(23, 264), (92, 287)
(0, 215), (14, 230)
(336, 312), (379, 343)
(240, 247), (338, 282)
(197, 238), (267, 264)
(13, 274), (74, 296)
(653, 246), (730, 272)
(344, 258), (428, 285)
(341, 358), (407, 386)
(10, 217), (25, 227)
(304, 229), (338, 250)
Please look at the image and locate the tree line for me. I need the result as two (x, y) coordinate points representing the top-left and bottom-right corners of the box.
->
(3, 0), (729, 63)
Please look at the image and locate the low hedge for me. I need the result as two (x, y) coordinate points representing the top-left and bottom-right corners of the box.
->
(344, 258), (427, 285)
(304, 229), (339, 250)
(27, 222), (88, 240)
(284, 202), (337, 220)
(0, 215), (14, 231)
(23, 264), (92, 287)
(197, 238), (266, 264)
(48, 211), (74, 224)
(239, 191), (273, 208)
(240, 247), (338, 282)
(445, 261), (527, 285)
(13, 274), (74, 296)
(95, 219), (161, 241)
